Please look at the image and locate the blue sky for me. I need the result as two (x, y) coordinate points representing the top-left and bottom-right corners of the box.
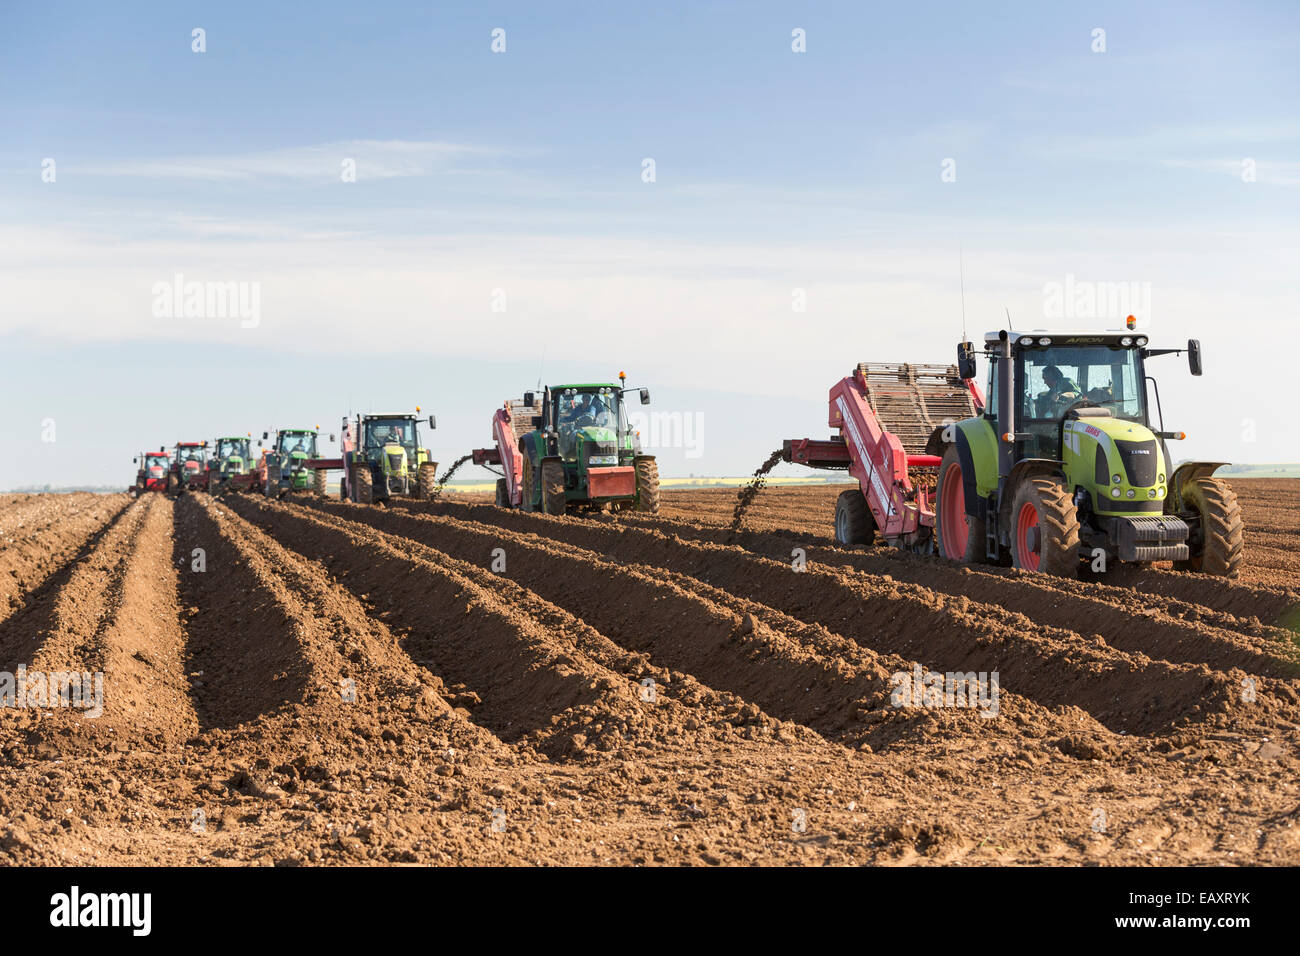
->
(2, 1), (1297, 486)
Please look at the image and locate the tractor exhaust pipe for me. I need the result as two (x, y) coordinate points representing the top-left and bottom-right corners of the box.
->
(997, 330), (1015, 479)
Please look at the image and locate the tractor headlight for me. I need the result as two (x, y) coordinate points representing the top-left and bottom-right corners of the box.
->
(1021, 337), (1035, 346)
(1126, 489), (1136, 498)
(1110, 488), (1121, 498)
(1112, 474), (1122, 484)
(1147, 488), (1157, 498)
(588, 455), (617, 466)
(1135, 336), (1148, 346)
(1121, 336), (1133, 346)
(1038, 336), (1052, 345)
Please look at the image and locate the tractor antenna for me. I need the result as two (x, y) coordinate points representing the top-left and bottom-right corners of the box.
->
(1004, 307), (1015, 331)
(959, 244), (968, 342)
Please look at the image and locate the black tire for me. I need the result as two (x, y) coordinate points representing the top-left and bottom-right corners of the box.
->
(313, 469), (327, 497)
(833, 489), (875, 545)
(265, 462), (281, 497)
(495, 478), (509, 507)
(521, 457), (536, 512)
(541, 459), (567, 516)
(416, 462), (438, 500)
(351, 463), (373, 505)
(1175, 478), (1243, 578)
(634, 457), (660, 513)
(1009, 475), (1080, 577)
(935, 444), (987, 563)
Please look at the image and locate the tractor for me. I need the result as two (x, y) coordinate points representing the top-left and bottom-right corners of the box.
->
(129, 450), (171, 496)
(339, 411), (438, 505)
(259, 427), (329, 497)
(206, 435), (256, 494)
(166, 442), (209, 495)
(933, 318), (1242, 578)
(514, 374), (659, 515)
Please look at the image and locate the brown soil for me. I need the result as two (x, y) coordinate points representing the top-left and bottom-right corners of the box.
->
(1, 481), (1298, 866)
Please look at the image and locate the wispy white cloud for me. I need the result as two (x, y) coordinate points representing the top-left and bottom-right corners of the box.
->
(80, 139), (504, 183)
(1161, 157), (1300, 187)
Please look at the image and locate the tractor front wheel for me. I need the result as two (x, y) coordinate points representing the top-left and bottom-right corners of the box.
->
(1009, 475), (1080, 577)
(834, 489), (875, 545)
(634, 457), (660, 513)
(935, 444), (987, 563)
(1175, 478), (1243, 578)
(313, 469), (327, 497)
(541, 460), (567, 515)
(351, 463), (373, 505)
(494, 478), (509, 508)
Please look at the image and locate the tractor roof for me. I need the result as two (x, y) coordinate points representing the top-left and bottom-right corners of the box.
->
(145, 451), (169, 457)
(216, 435), (249, 442)
(280, 428), (317, 434)
(983, 329), (1148, 348)
(363, 413), (418, 420)
(551, 383), (620, 391)
(176, 441), (206, 448)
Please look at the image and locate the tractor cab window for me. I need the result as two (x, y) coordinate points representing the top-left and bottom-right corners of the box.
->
(363, 420), (418, 455)
(1019, 346), (1146, 456)
(216, 440), (245, 460)
(179, 448), (207, 465)
(556, 389), (618, 460)
(278, 433), (318, 457)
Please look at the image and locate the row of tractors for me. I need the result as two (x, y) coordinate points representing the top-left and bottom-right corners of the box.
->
(129, 410), (442, 505)
(127, 373), (664, 516)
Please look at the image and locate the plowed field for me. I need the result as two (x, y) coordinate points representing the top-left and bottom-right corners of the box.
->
(1, 481), (1298, 865)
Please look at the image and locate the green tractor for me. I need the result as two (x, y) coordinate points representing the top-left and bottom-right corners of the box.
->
(339, 411), (438, 505)
(260, 427), (329, 498)
(934, 321), (1243, 578)
(516, 374), (659, 515)
(206, 435), (255, 494)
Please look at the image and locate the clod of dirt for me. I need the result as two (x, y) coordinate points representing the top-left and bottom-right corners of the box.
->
(728, 449), (784, 534)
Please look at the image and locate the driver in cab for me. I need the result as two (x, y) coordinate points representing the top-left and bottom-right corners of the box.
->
(1040, 365), (1081, 415)
(559, 393), (611, 458)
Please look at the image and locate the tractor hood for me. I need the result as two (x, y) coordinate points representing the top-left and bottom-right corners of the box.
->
(1063, 414), (1169, 513)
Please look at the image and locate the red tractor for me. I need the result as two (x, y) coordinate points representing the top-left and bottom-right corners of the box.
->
(166, 442), (210, 495)
(128, 450), (172, 496)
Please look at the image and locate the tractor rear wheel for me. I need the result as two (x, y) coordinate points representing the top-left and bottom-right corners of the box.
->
(416, 462), (438, 500)
(541, 460), (567, 515)
(351, 463), (373, 505)
(1009, 475), (1080, 577)
(494, 478), (509, 507)
(521, 457), (536, 512)
(313, 469), (327, 497)
(634, 457), (660, 513)
(265, 463), (281, 497)
(935, 444), (986, 563)
(1175, 478), (1243, 578)
(834, 489), (875, 545)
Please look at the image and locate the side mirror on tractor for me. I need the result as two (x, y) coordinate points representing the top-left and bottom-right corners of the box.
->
(957, 341), (977, 380)
(532, 416), (544, 428)
(329, 434), (336, 442)
(523, 392), (535, 407)
(639, 388), (651, 405)
(428, 415), (437, 429)
(1188, 339), (1203, 376)
(262, 431), (268, 440)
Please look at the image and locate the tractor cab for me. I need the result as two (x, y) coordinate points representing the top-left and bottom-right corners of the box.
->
(982, 331), (1152, 462)
(550, 386), (626, 462)
(213, 436), (252, 475)
(276, 430), (319, 460)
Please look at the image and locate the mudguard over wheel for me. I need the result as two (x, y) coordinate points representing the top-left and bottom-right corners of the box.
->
(834, 489), (875, 545)
(416, 461), (438, 500)
(521, 457), (536, 512)
(541, 459), (567, 515)
(935, 444), (987, 563)
(313, 469), (327, 497)
(634, 457), (660, 513)
(351, 463), (373, 505)
(1009, 475), (1080, 577)
(494, 478), (509, 507)
(1175, 478), (1243, 578)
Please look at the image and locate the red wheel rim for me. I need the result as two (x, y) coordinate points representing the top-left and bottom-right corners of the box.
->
(939, 462), (967, 559)
(1016, 501), (1041, 571)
